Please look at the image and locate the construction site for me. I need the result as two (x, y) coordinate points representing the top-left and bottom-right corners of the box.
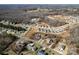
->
(0, 14), (79, 55)
(0, 5), (79, 55)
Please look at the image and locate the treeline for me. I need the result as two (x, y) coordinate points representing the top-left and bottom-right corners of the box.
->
(23, 8), (38, 12)
(0, 33), (18, 55)
(0, 23), (26, 31)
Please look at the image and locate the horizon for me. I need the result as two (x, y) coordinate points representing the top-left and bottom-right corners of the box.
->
(0, 4), (79, 9)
